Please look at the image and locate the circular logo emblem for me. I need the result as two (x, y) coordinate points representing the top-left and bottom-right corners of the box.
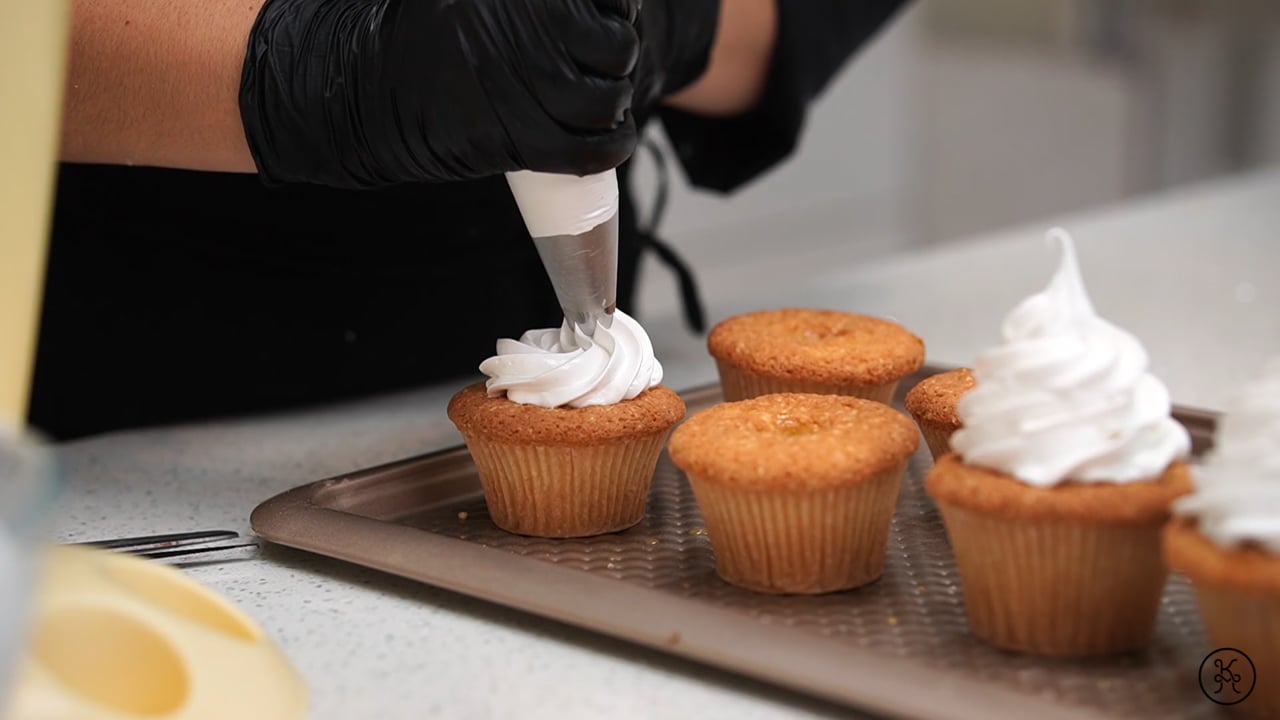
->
(1199, 648), (1256, 706)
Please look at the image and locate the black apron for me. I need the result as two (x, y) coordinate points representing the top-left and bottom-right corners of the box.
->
(31, 163), (657, 439)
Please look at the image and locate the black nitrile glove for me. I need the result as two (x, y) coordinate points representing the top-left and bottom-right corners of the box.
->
(240, 0), (642, 188)
(632, 0), (722, 112)
(661, 0), (907, 193)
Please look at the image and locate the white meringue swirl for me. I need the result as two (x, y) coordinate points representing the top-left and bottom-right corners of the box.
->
(1174, 359), (1280, 552)
(480, 310), (663, 409)
(949, 229), (1190, 486)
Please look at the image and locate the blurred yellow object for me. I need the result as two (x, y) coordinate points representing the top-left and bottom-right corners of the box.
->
(0, 0), (71, 428)
(5, 545), (308, 720)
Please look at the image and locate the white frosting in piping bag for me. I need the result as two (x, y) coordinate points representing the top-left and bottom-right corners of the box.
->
(1174, 359), (1280, 553)
(949, 229), (1190, 486)
(506, 171), (619, 238)
(480, 310), (663, 409)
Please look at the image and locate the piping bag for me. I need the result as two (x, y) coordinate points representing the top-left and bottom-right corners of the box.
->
(506, 170), (619, 336)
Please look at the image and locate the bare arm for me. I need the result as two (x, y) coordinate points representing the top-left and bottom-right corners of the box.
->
(59, 0), (777, 172)
(61, 0), (261, 171)
(664, 0), (778, 117)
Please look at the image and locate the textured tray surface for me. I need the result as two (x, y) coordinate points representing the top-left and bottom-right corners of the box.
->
(255, 379), (1225, 719)
(401, 452), (1212, 718)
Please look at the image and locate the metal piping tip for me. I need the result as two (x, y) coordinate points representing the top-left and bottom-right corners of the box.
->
(532, 212), (619, 336)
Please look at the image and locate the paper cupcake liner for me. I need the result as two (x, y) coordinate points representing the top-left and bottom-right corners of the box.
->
(1192, 584), (1280, 719)
(686, 463), (905, 594)
(910, 416), (959, 462)
(463, 432), (671, 538)
(1167, 524), (1280, 720)
(714, 362), (898, 405)
(937, 504), (1168, 656)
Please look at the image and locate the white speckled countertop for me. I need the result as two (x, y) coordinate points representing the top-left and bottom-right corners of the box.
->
(47, 169), (1280, 720)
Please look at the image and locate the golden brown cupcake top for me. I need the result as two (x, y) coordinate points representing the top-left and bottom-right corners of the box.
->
(904, 368), (976, 426)
(926, 453), (1193, 523)
(707, 309), (925, 385)
(1163, 517), (1280, 595)
(447, 383), (686, 447)
(668, 393), (919, 490)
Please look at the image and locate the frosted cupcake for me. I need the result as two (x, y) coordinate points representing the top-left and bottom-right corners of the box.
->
(926, 230), (1193, 656)
(904, 368), (976, 460)
(1165, 360), (1280, 719)
(448, 311), (685, 538)
(669, 393), (918, 594)
(707, 309), (924, 403)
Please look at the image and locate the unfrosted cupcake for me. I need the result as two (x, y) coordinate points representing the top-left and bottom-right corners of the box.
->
(669, 393), (919, 594)
(927, 230), (1193, 656)
(904, 368), (976, 460)
(1165, 360), (1280, 719)
(707, 309), (924, 403)
(448, 311), (685, 538)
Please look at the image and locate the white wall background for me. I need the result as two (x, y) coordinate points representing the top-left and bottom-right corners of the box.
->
(632, 0), (1280, 325)
(630, 2), (921, 321)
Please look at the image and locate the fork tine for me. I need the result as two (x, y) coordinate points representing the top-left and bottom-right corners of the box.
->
(77, 530), (240, 550)
(137, 542), (259, 560)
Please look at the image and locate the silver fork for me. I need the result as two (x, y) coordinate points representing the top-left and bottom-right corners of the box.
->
(73, 530), (259, 560)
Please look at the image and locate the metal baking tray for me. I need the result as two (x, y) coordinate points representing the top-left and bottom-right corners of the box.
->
(251, 367), (1222, 720)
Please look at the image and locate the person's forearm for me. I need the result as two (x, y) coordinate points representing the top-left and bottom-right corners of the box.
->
(664, 0), (777, 117)
(61, 0), (261, 172)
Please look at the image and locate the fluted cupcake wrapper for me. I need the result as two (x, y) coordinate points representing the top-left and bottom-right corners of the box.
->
(1193, 585), (1280, 719)
(687, 463), (905, 594)
(463, 431), (671, 538)
(937, 504), (1169, 656)
(910, 416), (958, 462)
(714, 361), (899, 405)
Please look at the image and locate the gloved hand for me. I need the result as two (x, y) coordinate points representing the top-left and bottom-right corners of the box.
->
(239, 0), (642, 188)
(632, 0), (722, 113)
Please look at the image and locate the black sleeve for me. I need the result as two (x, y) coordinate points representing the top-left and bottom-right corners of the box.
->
(659, 0), (909, 193)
